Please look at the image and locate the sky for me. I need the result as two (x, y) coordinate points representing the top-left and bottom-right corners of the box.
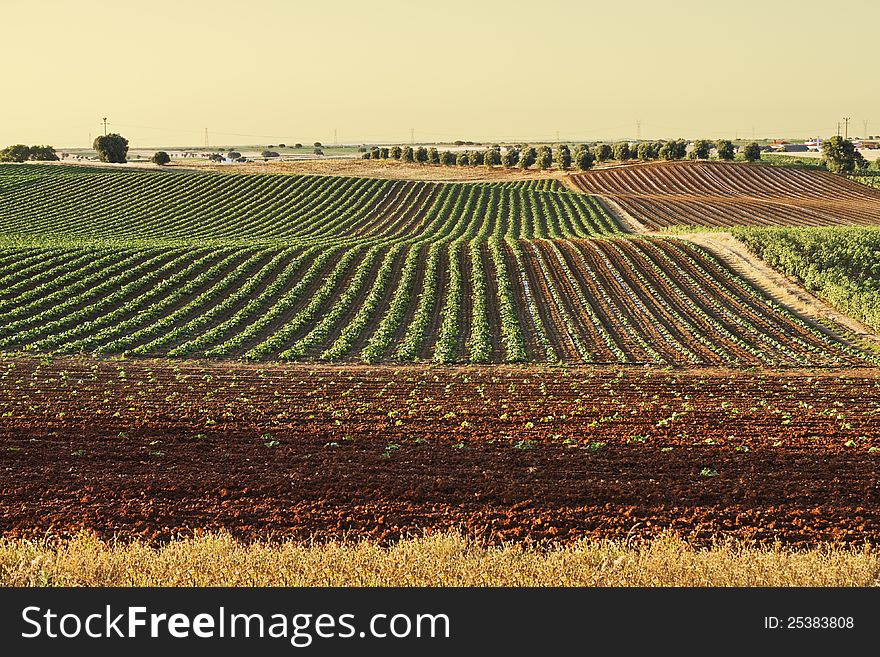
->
(2, 0), (878, 147)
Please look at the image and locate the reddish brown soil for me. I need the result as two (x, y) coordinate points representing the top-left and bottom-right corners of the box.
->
(2, 357), (880, 546)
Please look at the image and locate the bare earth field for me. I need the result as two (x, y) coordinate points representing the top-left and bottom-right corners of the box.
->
(177, 157), (568, 182)
(2, 357), (880, 547)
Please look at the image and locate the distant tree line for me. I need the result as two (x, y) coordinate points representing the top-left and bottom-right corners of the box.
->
(0, 144), (59, 162)
(360, 138), (764, 170)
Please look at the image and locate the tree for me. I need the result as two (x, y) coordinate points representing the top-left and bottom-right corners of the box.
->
(415, 146), (428, 164)
(573, 144), (595, 171)
(555, 144), (572, 170)
(151, 151), (171, 165)
(536, 145), (553, 170)
(278, 143), (286, 148)
(456, 151), (470, 166)
(313, 148), (324, 156)
(484, 147), (501, 167)
(470, 150), (484, 166)
(401, 146), (414, 162)
(379, 147), (390, 159)
(441, 150), (456, 166)
(428, 147), (440, 165)
(821, 136), (864, 174)
(261, 150), (280, 158)
(690, 139), (712, 160)
(593, 143), (613, 162)
(93, 133), (129, 163)
(314, 142), (322, 148)
(715, 139), (735, 161)
(0, 144), (33, 162)
(294, 143), (303, 148)
(27, 145), (59, 161)
(501, 147), (519, 168)
(742, 142), (762, 162)
(390, 145), (402, 159)
(227, 151), (242, 160)
(636, 142), (654, 160)
(369, 147), (380, 159)
(613, 142), (631, 161)
(361, 151), (371, 160)
(659, 139), (687, 160)
(876, 158), (880, 171)
(519, 146), (537, 169)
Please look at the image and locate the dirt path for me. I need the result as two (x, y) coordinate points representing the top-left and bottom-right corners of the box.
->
(680, 231), (880, 346)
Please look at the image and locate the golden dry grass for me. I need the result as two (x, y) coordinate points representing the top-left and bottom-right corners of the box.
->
(2, 533), (880, 587)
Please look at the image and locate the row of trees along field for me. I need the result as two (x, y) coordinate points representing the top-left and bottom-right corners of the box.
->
(0, 145), (59, 162)
(734, 226), (880, 331)
(361, 140), (763, 170)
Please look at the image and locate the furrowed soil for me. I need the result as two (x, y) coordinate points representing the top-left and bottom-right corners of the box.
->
(2, 357), (880, 546)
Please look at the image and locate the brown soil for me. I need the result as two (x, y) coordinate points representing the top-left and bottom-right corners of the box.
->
(2, 357), (880, 546)
(175, 158), (568, 183)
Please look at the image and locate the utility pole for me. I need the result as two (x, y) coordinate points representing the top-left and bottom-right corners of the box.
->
(843, 117), (851, 140)
(204, 128), (209, 148)
(636, 120), (641, 141)
(333, 128), (337, 145)
(410, 128), (414, 145)
(837, 121), (841, 137)
(102, 117), (108, 135)
(863, 119), (869, 139)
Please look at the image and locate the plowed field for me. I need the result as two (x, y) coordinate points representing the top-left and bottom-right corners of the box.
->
(569, 161), (880, 229)
(2, 358), (879, 545)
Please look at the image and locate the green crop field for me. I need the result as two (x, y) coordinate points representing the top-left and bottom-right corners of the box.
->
(0, 163), (872, 366)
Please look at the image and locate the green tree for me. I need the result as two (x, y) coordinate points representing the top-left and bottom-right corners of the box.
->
(93, 133), (129, 163)
(441, 150), (456, 166)
(390, 145), (402, 159)
(613, 142), (631, 161)
(742, 142), (762, 162)
(593, 143), (613, 162)
(27, 145), (59, 161)
(659, 139), (687, 160)
(690, 139), (712, 160)
(369, 147), (380, 159)
(501, 147), (519, 168)
(715, 139), (735, 161)
(415, 146), (428, 164)
(519, 147), (537, 169)
(484, 147), (501, 167)
(470, 150), (484, 166)
(821, 136), (865, 174)
(151, 151), (171, 165)
(555, 144), (572, 170)
(636, 142), (654, 160)
(573, 144), (595, 170)
(379, 147), (390, 159)
(401, 146), (414, 162)
(456, 151), (470, 166)
(537, 145), (553, 170)
(428, 147), (440, 165)
(0, 144), (33, 162)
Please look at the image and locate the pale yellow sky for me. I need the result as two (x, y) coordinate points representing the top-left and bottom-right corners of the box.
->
(2, 0), (878, 147)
